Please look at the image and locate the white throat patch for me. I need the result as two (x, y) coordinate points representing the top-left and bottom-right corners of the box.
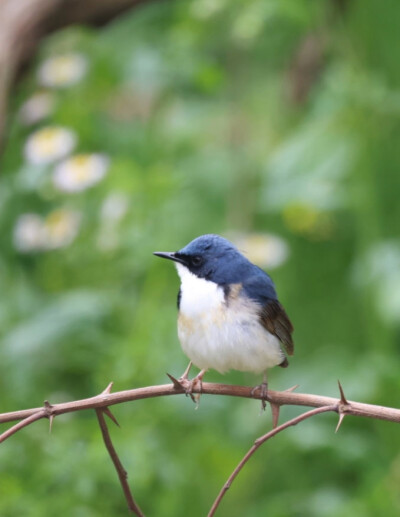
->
(175, 263), (224, 316)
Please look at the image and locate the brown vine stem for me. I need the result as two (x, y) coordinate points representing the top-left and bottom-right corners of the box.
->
(207, 405), (337, 517)
(96, 409), (145, 516)
(0, 410), (46, 443)
(1, 382), (400, 429)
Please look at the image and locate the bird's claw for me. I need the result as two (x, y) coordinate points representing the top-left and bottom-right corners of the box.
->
(179, 375), (203, 404)
(167, 364), (204, 405)
(251, 382), (269, 412)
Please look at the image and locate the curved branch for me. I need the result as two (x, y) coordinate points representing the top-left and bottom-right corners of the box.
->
(96, 408), (145, 516)
(0, 410), (46, 443)
(208, 405), (337, 517)
(0, 380), (399, 514)
(1, 381), (400, 429)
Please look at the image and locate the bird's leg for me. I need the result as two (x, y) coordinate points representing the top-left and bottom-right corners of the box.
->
(259, 371), (269, 411)
(191, 369), (206, 392)
(179, 361), (193, 383)
(251, 371), (269, 411)
(176, 361), (196, 402)
(190, 369), (207, 409)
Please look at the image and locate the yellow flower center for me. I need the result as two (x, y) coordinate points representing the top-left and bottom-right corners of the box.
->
(49, 57), (77, 83)
(69, 155), (93, 182)
(34, 128), (63, 155)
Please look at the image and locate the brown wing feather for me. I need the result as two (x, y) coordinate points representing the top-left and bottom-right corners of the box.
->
(259, 300), (294, 357)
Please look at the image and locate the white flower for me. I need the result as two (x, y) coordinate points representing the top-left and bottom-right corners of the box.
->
(37, 53), (88, 88)
(13, 214), (45, 252)
(24, 126), (77, 166)
(13, 210), (81, 253)
(232, 232), (289, 269)
(42, 209), (81, 249)
(53, 154), (109, 193)
(18, 92), (55, 126)
(100, 192), (129, 222)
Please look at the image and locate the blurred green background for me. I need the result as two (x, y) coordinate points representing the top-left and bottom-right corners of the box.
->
(1, 0), (400, 515)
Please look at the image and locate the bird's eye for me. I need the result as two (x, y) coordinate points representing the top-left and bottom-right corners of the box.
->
(191, 256), (203, 267)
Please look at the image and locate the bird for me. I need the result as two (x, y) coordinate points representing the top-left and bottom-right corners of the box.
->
(153, 234), (294, 407)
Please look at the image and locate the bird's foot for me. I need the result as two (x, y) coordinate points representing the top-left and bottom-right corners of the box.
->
(167, 362), (206, 407)
(251, 381), (269, 412)
(178, 374), (204, 408)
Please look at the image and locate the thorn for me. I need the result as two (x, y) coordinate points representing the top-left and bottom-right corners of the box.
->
(336, 380), (349, 433)
(102, 382), (114, 395)
(335, 412), (346, 433)
(103, 407), (120, 427)
(44, 400), (54, 430)
(270, 403), (281, 429)
(166, 373), (184, 390)
(167, 372), (198, 404)
(285, 384), (299, 393)
(181, 361), (193, 380)
(193, 393), (201, 410)
(337, 380), (348, 405)
(48, 415), (54, 433)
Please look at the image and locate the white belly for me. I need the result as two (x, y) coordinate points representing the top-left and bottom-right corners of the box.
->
(175, 264), (284, 374)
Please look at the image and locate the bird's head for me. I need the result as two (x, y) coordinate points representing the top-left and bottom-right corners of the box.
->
(154, 234), (247, 283)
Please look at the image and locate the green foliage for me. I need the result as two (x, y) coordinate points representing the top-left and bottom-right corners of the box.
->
(1, 0), (400, 515)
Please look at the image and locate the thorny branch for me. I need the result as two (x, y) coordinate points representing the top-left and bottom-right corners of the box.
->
(2, 381), (400, 427)
(96, 408), (144, 516)
(207, 405), (337, 517)
(1, 379), (400, 515)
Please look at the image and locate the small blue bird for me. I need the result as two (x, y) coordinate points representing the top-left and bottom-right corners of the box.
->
(154, 234), (294, 403)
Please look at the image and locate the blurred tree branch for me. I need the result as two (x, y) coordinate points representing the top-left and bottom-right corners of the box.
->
(0, 380), (400, 514)
(287, 33), (325, 105)
(0, 0), (158, 153)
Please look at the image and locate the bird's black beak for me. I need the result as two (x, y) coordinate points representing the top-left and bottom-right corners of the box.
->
(153, 251), (187, 265)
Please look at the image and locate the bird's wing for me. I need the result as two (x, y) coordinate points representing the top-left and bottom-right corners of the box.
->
(243, 272), (294, 356)
(259, 299), (294, 356)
